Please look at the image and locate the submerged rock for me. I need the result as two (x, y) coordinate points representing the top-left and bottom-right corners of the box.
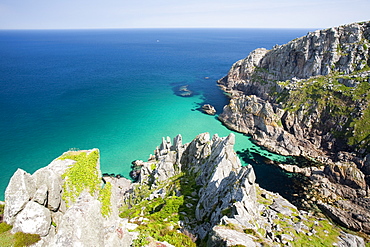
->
(178, 85), (194, 97)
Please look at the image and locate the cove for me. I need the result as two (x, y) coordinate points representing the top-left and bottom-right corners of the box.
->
(0, 28), (314, 200)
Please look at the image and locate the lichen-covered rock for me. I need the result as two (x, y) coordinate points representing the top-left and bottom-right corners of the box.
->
(12, 201), (51, 236)
(3, 149), (136, 247)
(4, 168), (36, 224)
(52, 192), (104, 247)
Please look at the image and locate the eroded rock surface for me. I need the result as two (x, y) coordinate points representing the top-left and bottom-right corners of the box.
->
(4, 149), (137, 247)
(123, 133), (365, 246)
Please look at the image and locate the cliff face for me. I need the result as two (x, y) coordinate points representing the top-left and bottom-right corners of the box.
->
(2, 134), (366, 246)
(217, 21), (370, 238)
(218, 21), (370, 158)
(122, 133), (364, 246)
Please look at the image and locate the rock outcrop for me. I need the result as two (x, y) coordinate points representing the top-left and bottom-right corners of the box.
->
(3, 149), (136, 247)
(121, 133), (365, 246)
(201, 104), (216, 115)
(2, 133), (366, 246)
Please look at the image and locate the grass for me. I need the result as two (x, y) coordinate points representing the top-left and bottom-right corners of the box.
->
(0, 223), (12, 234)
(0, 231), (14, 247)
(0, 224), (41, 247)
(120, 172), (198, 247)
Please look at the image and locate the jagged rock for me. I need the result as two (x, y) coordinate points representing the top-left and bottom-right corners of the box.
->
(202, 104), (216, 115)
(217, 21), (370, 237)
(32, 167), (62, 211)
(318, 202), (362, 231)
(218, 21), (370, 158)
(3, 149), (137, 247)
(4, 168), (36, 224)
(102, 176), (131, 209)
(12, 201), (51, 236)
(269, 197), (297, 216)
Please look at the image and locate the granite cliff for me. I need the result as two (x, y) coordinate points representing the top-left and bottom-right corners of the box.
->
(217, 21), (370, 236)
(121, 133), (364, 246)
(218, 21), (370, 157)
(1, 134), (365, 246)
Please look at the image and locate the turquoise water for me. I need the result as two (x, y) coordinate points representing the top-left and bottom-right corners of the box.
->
(0, 28), (312, 201)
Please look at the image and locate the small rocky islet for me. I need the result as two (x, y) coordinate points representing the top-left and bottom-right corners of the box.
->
(1, 21), (370, 246)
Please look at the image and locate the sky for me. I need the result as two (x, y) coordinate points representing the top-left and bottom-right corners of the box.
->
(0, 0), (369, 29)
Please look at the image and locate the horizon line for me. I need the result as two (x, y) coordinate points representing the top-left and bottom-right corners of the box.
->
(0, 26), (322, 31)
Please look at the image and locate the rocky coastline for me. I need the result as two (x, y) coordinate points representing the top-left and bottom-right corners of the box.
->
(1, 133), (367, 246)
(1, 21), (370, 246)
(217, 21), (370, 237)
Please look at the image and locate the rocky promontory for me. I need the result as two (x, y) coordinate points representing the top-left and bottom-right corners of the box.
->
(218, 21), (370, 158)
(121, 133), (364, 246)
(217, 21), (370, 236)
(1, 134), (366, 246)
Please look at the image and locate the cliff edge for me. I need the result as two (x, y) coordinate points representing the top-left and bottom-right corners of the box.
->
(217, 21), (370, 236)
(218, 21), (370, 158)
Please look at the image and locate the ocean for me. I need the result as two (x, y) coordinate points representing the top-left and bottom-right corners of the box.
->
(0, 28), (313, 201)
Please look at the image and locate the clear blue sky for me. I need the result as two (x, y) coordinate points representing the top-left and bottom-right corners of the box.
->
(0, 0), (369, 29)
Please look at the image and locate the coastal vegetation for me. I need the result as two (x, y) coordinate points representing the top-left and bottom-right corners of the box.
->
(120, 172), (198, 246)
(59, 150), (101, 206)
(275, 66), (370, 152)
(59, 150), (112, 216)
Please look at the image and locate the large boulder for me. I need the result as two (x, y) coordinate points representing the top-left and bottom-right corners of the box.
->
(4, 168), (36, 224)
(12, 201), (51, 237)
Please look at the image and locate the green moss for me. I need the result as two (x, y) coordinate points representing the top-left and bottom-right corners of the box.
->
(13, 232), (41, 247)
(99, 182), (112, 218)
(132, 234), (150, 247)
(59, 150), (100, 207)
(0, 223), (12, 234)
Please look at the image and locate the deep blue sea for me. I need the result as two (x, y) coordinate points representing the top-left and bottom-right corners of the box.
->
(0, 28), (313, 201)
